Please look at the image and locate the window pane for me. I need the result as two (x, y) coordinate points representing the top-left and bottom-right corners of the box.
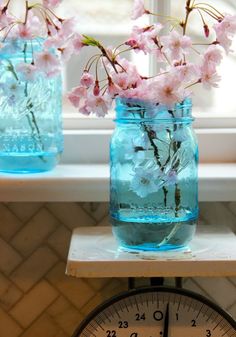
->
(172, 0), (236, 115)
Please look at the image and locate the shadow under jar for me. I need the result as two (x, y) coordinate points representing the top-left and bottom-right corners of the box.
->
(0, 39), (63, 173)
(110, 98), (199, 251)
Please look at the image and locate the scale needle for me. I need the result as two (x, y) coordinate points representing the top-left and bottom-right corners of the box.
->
(163, 304), (169, 337)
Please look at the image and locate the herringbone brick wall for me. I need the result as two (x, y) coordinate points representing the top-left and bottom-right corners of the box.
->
(0, 202), (235, 337)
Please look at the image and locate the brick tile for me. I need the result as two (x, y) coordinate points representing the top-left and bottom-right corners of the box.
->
(0, 272), (11, 295)
(47, 225), (71, 260)
(0, 204), (22, 241)
(193, 277), (236, 310)
(10, 280), (58, 328)
(6, 203), (44, 222)
(227, 301), (236, 319)
(11, 208), (60, 257)
(183, 278), (211, 299)
(46, 203), (96, 229)
(80, 278), (127, 317)
(229, 277), (236, 287)
(199, 202), (236, 232)
(20, 314), (68, 337)
(81, 202), (109, 222)
(0, 273), (22, 311)
(227, 203), (236, 231)
(47, 296), (83, 335)
(10, 247), (58, 292)
(97, 214), (110, 227)
(0, 307), (22, 337)
(46, 262), (95, 310)
(228, 202), (236, 216)
(0, 238), (22, 275)
(86, 278), (110, 291)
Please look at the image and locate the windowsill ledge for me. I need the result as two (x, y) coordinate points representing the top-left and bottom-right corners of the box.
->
(0, 163), (235, 202)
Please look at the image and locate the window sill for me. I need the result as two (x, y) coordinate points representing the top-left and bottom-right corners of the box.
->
(0, 163), (235, 202)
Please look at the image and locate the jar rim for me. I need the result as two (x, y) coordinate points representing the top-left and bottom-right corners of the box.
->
(115, 97), (192, 111)
(115, 97), (193, 121)
(0, 38), (46, 58)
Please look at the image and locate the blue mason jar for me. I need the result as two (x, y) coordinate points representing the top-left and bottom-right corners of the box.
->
(110, 98), (199, 251)
(0, 39), (63, 173)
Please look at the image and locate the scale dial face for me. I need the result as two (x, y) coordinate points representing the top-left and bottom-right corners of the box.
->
(74, 287), (236, 337)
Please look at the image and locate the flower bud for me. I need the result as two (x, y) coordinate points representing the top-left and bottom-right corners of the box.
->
(204, 24), (210, 38)
(93, 80), (100, 96)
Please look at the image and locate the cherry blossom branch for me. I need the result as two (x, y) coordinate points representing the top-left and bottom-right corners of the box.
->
(193, 7), (220, 20)
(33, 3), (63, 22)
(85, 54), (101, 72)
(22, 42), (45, 159)
(3, 0), (12, 11)
(194, 3), (224, 18)
(24, 1), (29, 24)
(182, 0), (193, 35)
(147, 12), (179, 24)
(141, 122), (169, 206)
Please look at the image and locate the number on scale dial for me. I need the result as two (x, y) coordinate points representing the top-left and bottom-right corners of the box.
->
(72, 287), (236, 337)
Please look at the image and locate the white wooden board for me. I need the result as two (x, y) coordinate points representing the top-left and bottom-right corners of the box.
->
(66, 225), (236, 278)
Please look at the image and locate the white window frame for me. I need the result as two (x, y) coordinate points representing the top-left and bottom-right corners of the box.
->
(62, 0), (236, 164)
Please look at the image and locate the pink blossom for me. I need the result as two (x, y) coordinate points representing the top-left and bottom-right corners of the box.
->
(17, 24), (33, 39)
(126, 24), (163, 54)
(16, 63), (37, 81)
(28, 12), (45, 37)
(108, 79), (121, 96)
(58, 43), (74, 62)
(72, 34), (84, 54)
(44, 36), (61, 49)
(165, 170), (177, 186)
(161, 30), (192, 61)
(0, 10), (13, 30)
(79, 104), (92, 116)
(200, 63), (221, 89)
(213, 14), (236, 53)
(15, 12), (45, 39)
(86, 93), (112, 117)
(112, 58), (142, 88)
(173, 64), (200, 83)
(150, 76), (185, 106)
(34, 50), (61, 76)
(112, 72), (131, 90)
(119, 80), (153, 101)
(67, 86), (87, 108)
(59, 17), (77, 39)
(80, 72), (94, 87)
(131, 0), (148, 20)
(126, 27), (151, 54)
(43, 0), (62, 8)
(202, 45), (223, 65)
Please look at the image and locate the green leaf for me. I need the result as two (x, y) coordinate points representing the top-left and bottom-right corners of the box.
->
(82, 35), (101, 47)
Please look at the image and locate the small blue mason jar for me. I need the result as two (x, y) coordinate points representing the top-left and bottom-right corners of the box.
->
(0, 39), (63, 173)
(110, 98), (199, 251)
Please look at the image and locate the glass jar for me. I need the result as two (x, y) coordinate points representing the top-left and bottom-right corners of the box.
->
(110, 98), (199, 251)
(0, 39), (63, 173)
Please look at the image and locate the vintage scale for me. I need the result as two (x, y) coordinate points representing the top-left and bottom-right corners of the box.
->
(72, 284), (236, 337)
(67, 227), (236, 337)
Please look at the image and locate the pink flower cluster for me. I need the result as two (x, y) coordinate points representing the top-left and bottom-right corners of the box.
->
(68, 0), (236, 116)
(0, 0), (84, 78)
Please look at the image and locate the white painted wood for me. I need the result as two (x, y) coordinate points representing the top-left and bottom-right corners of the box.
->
(61, 129), (236, 164)
(66, 225), (236, 278)
(0, 163), (236, 202)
